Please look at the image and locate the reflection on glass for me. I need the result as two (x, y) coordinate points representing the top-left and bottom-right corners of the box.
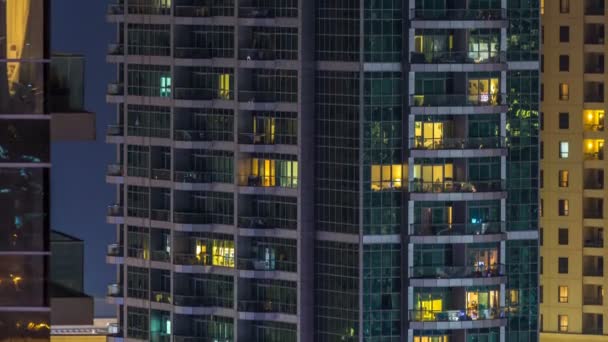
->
(0, 120), (49, 162)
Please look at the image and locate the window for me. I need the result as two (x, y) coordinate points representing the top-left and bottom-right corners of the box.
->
(559, 315), (569, 332)
(558, 286), (568, 303)
(540, 256), (543, 274)
(160, 76), (171, 97)
(559, 55), (569, 71)
(541, 141), (544, 159)
(540, 0), (544, 14)
(558, 228), (569, 245)
(559, 199), (569, 216)
(540, 199), (544, 217)
(559, 170), (569, 187)
(559, 112), (569, 128)
(560, 26), (570, 42)
(540, 170), (544, 188)
(541, 54), (544, 72)
(560, 0), (570, 13)
(540, 112), (544, 130)
(541, 83), (544, 101)
(540, 285), (544, 304)
(560, 141), (569, 158)
(559, 83), (569, 100)
(540, 228), (544, 246)
(558, 257), (569, 274)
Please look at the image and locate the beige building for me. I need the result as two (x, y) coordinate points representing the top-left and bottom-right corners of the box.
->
(541, 0), (608, 340)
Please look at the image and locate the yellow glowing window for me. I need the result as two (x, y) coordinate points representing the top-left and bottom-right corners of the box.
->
(212, 240), (234, 267)
(160, 0), (171, 8)
(468, 78), (499, 104)
(510, 289), (519, 305)
(371, 164), (403, 191)
(584, 110), (605, 131)
(253, 117), (276, 144)
(559, 315), (568, 332)
(413, 164), (453, 184)
(540, 0), (544, 14)
(414, 122), (445, 148)
(584, 139), (605, 160)
(416, 296), (443, 321)
(219, 73), (231, 99)
(252, 159), (276, 187)
(415, 36), (424, 53)
(558, 286), (568, 303)
(559, 170), (569, 187)
(559, 83), (569, 100)
(414, 337), (449, 342)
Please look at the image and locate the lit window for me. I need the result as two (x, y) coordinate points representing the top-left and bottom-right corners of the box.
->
(559, 141), (569, 158)
(559, 170), (569, 187)
(584, 110), (605, 131)
(558, 286), (568, 303)
(540, 0), (544, 14)
(559, 199), (569, 216)
(160, 76), (171, 97)
(559, 83), (569, 100)
(371, 164), (403, 191)
(584, 139), (605, 160)
(559, 315), (569, 332)
(212, 240), (235, 267)
(219, 73), (231, 99)
(560, 0), (569, 13)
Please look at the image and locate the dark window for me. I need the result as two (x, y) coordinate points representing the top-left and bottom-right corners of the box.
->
(541, 83), (544, 101)
(540, 256), (544, 274)
(560, 26), (570, 42)
(541, 54), (544, 72)
(540, 112), (544, 130)
(559, 55), (569, 71)
(540, 141), (544, 159)
(558, 228), (569, 245)
(540, 170), (544, 188)
(558, 257), (569, 274)
(559, 199), (569, 216)
(540, 228), (544, 246)
(559, 112), (569, 129)
(540, 285), (543, 304)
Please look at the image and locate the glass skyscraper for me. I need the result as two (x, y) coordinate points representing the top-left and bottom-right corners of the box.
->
(0, 1), (50, 341)
(106, 1), (539, 341)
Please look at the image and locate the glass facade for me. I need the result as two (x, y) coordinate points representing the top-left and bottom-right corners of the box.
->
(0, 0), (50, 341)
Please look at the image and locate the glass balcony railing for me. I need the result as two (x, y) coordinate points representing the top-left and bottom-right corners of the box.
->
(107, 244), (123, 257)
(151, 250), (170, 262)
(410, 222), (505, 236)
(175, 5), (212, 17)
(237, 257), (296, 272)
(411, 94), (505, 107)
(239, 6), (298, 18)
(107, 4), (124, 15)
(409, 180), (505, 193)
(151, 290), (172, 304)
(174, 253), (235, 267)
(106, 164), (123, 177)
(410, 8), (507, 20)
(175, 87), (233, 101)
(174, 295), (232, 308)
(174, 336), (233, 342)
(409, 307), (507, 322)
(173, 212), (216, 224)
(107, 125), (123, 136)
(174, 171), (233, 184)
(174, 47), (212, 59)
(108, 43), (124, 55)
(238, 132), (297, 145)
(238, 90), (297, 103)
(107, 205), (123, 217)
(107, 284), (122, 297)
(410, 264), (505, 279)
(410, 137), (506, 150)
(238, 216), (297, 230)
(238, 300), (297, 314)
(411, 51), (506, 64)
(151, 168), (171, 180)
(174, 129), (233, 142)
(150, 209), (171, 222)
(107, 83), (124, 96)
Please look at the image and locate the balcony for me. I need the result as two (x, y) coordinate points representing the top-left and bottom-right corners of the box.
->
(584, 110), (605, 131)
(584, 198), (604, 219)
(151, 168), (171, 181)
(107, 83), (124, 96)
(107, 284), (122, 297)
(410, 179), (505, 193)
(411, 264), (504, 279)
(411, 94), (504, 107)
(584, 256), (604, 277)
(238, 5), (298, 18)
(411, 51), (505, 64)
(174, 47), (212, 59)
(150, 209), (170, 222)
(410, 222), (505, 236)
(410, 137), (505, 150)
(238, 300), (297, 315)
(174, 5), (213, 17)
(584, 169), (604, 189)
(585, 82), (605, 102)
(409, 307), (506, 322)
(584, 227), (604, 248)
(410, 8), (506, 20)
(174, 295), (232, 308)
(238, 132), (297, 146)
(585, 24), (606, 44)
(150, 290), (171, 304)
(175, 87), (231, 101)
(238, 216), (297, 231)
(107, 3), (124, 15)
(106, 125), (123, 137)
(174, 171), (232, 184)
(173, 212), (220, 225)
(107, 205), (123, 217)
(108, 43), (124, 56)
(238, 90), (296, 104)
(107, 244), (123, 257)
(151, 250), (170, 262)
(584, 285), (604, 305)
(174, 252), (235, 268)
(107, 164), (123, 177)
(237, 257), (296, 273)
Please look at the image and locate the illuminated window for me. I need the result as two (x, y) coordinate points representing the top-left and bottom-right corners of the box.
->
(371, 164), (403, 191)
(413, 163), (454, 192)
(584, 110), (605, 131)
(560, 0), (569, 13)
(212, 239), (235, 267)
(559, 170), (569, 187)
(466, 289), (499, 319)
(413, 336), (449, 342)
(219, 73), (231, 99)
(160, 0), (171, 8)
(559, 315), (569, 332)
(510, 289), (519, 305)
(584, 139), (605, 160)
(414, 294), (443, 321)
(251, 159), (276, 187)
(160, 76), (171, 97)
(540, 0), (544, 14)
(414, 121), (445, 149)
(558, 199), (569, 216)
(253, 116), (276, 144)
(559, 83), (569, 100)
(468, 78), (500, 104)
(559, 141), (569, 158)
(558, 286), (569, 303)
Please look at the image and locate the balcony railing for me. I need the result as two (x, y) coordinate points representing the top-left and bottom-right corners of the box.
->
(107, 4), (125, 15)
(409, 307), (507, 322)
(106, 125), (123, 136)
(411, 51), (506, 64)
(410, 137), (506, 150)
(175, 5), (212, 17)
(584, 123), (605, 131)
(410, 264), (505, 279)
(151, 250), (170, 262)
(174, 87), (216, 101)
(238, 132), (297, 145)
(411, 94), (504, 107)
(174, 253), (234, 267)
(151, 290), (171, 304)
(238, 90), (297, 103)
(239, 6), (298, 18)
(173, 212), (219, 225)
(237, 257), (296, 272)
(107, 284), (122, 297)
(174, 47), (212, 59)
(584, 151), (604, 161)
(108, 323), (122, 336)
(151, 168), (171, 180)
(584, 238), (604, 248)
(409, 180), (505, 193)
(174, 336), (233, 342)
(241, 175), (298, 189)
(108, 43), (124, 55)
(237, 48), (294, 61)
(107, 83), (124, 96)
(174, 295), (232, 308)
(107, 164), (123, 177)
(107, 244), (123, 257)
(238, 216), (297, 230)
(107, 205), (123, 217)
(174, 129), (233, 142)
(174, 171), (232, 184)
(584, 296), (604, 305)
(410, 222), (505, 236)
(150, 208), (170, 220)
(410, 8), (507, 20)
(238, 300), (297, 314)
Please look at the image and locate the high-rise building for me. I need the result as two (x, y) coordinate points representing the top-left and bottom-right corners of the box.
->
(539, 0), (608, 341)
(106, 1), (540, 341)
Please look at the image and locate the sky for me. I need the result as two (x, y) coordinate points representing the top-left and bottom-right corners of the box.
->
(50, 0), (115, 297)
